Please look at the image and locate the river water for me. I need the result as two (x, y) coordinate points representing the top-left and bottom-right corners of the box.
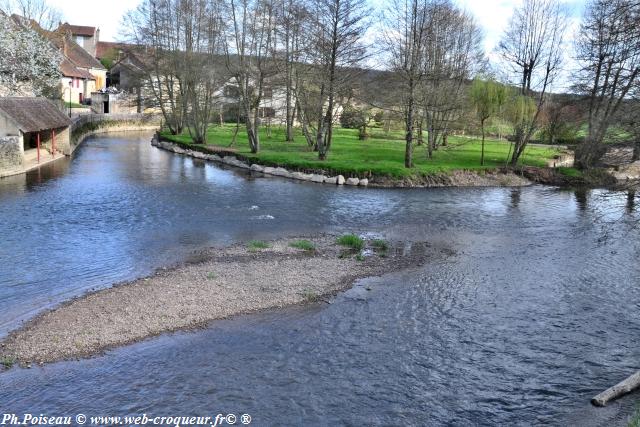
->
(0, 132), (639, 426)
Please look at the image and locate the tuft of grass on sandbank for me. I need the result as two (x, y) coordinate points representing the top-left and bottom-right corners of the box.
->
(0, 356), (15, 369)
(247, 240), (270, 251)
(372, 239), (389, 251)
(337, 234), (365, 251)
(289, 240), (315, 251)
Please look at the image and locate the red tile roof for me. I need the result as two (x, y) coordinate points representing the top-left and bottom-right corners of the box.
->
(59, 23), (96, 37)
(13, 15), (105, 71)
(96, 41), (128, 59)
(47, 31), (105, 70)
(60, 58), (95, 79)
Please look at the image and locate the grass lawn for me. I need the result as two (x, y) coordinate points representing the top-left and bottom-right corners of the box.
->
(161, 124), (564, 178)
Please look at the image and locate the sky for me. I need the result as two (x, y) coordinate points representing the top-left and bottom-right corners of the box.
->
(49, 0), (586, 44)
(46, 0), (134, 41)
(49, 0), (586, 89)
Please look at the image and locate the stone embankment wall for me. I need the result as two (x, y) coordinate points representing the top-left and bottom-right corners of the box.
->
(152, 136), (370, 187)
(1, 114), (161, 178)
(71, 114), (161, 153)
(0, 136), (23, 171)
(152, 136), (535, 187)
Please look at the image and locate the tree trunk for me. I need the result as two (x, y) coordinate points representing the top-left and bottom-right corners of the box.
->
(592, 371), (640, 407)
(405, 98), (414, 168)
(427, 124), (434, 159)
(509, 126), (525, 166)
(481, 120), (485, 166)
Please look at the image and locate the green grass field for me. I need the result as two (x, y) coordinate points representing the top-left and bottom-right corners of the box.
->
(161, 124), (563, 178)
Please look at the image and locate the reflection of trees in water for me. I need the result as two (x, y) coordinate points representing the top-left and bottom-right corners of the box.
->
(575, 189), (588, 212)
(587, 184), (640, 242)
(627, 191), (636, 214)
(510, 188), (521, 209)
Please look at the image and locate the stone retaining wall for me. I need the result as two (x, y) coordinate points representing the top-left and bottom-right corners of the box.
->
(152, 136), (370, 187)
(0, 136), (23, 171)
(71, 114), (161, 153)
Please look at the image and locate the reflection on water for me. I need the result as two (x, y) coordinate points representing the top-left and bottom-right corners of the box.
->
(575, 188), (589, 211)
(627, 191), (636, 213)
(1, 132), (639, 425)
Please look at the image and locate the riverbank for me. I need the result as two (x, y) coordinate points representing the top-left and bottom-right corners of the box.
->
(154, 136), (543, 187)
(70, 113), (160, 153)
(158, 125), (582, 188)
(157, 133), (630, 188)
(0, 235), (442, 366)
(0, 114), (160, 179)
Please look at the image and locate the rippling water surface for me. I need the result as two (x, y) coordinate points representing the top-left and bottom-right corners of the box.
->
(1, 132), (639, 425)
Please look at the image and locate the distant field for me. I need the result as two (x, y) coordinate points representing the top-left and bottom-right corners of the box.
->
(161, 125), (563, 178)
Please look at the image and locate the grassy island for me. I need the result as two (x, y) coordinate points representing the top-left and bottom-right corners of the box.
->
(160, 125), (570, 179)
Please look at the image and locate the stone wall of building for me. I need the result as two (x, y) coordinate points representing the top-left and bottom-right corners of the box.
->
(0, 136), (24, 171)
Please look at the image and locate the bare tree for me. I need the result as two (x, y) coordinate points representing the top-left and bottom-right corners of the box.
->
(419, 0), (484, 159)
(181, 0), (228, 144)
(573, 0), (640, 168)
(498, 0), (566, 166)
(539, 96), (582, 145)
(275, 0), (307, 142)
(1, 0), (61, 31)
(295, 0), (368, 160)
(383, 0), (430, 167)
(125, 0), (190, 135)
(223, 0), (278, 154)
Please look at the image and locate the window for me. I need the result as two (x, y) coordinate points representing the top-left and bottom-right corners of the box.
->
(262, 87), (273, 99)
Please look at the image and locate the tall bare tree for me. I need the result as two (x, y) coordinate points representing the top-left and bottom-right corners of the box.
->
(181, 0), (228, 144)
(126, 0), (189, 134)
(383, 0), (430, 167)
(419, 0), (484, 159)
(1, 0), (61, 31)
(573, 0), (640, 168)
(275, 0), (307, 142)
(224, 0), (278, 153)
(498, 0), (566, 166)
(296, 0), (368, 160)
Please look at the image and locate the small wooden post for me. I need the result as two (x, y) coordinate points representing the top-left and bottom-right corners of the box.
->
(37, 132), (40, 163)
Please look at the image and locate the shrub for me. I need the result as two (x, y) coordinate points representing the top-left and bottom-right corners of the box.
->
(337, 234), (364, 251)
(302, 290), (319, 302)
(0, 356), (15, 369)
(372, 239), (389, 251)
(248, 240), (270, 251)
(290, 240), (315, 251)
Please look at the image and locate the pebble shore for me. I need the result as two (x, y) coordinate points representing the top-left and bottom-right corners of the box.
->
(0, 236), (439, 366)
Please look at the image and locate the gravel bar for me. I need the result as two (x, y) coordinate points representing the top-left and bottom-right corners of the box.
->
(0, 236), (442, 366)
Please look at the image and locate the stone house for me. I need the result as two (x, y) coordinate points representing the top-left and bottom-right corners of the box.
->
(10, 16), (107, 105)
(0, 98), (72, 172)
(58, 23), (100, 57)
(47, 29), (107, 100)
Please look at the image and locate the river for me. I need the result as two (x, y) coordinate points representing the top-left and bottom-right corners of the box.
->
(0, 132), (639, 426)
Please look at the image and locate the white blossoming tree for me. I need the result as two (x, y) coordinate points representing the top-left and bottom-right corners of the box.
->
(0, 11), (61, 97)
